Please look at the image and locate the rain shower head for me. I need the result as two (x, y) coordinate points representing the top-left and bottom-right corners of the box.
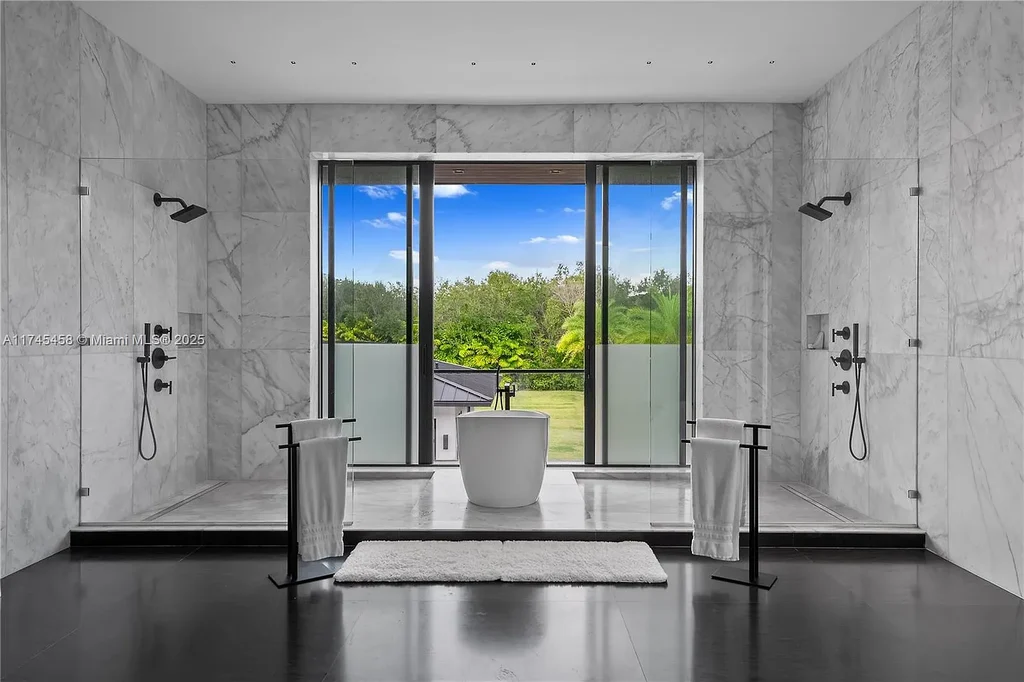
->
(799, 192), (852, 222)
(153, 193), (208, 223)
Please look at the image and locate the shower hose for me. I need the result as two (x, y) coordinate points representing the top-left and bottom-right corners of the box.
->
(849, 361), (868, 461)
(138, 360), (157, 460)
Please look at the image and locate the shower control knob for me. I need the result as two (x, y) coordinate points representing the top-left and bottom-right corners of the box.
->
(152, 347), (176, 369)
(831, 381), (850, 397)
(154, 379), (173, 395)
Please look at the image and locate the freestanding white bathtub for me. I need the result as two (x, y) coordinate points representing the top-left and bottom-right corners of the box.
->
(456, 410), (550, 507)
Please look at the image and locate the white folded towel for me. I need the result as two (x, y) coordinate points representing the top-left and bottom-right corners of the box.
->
(690, 436), (744, 561)
(696, 418), (749, 525)
(297, 436), (348, 562)
(290, 417), (348, 443)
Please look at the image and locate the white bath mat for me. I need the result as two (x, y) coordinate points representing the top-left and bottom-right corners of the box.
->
(500, 541), (667, 583)
(333, 540), (667, 584)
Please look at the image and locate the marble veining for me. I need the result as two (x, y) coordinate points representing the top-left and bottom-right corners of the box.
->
(208, 104), (242, 159)
(5, 355), (80, 574)
(207, 212), (242, 350)
(701, 350), (767, 423)
(241, 104), (310, 159)
(81, 163), (134, 343)
(773, 104), (803, 161)
(802, 87), (828, 160)
(801, 161), (829, 318)
(5, 133), (80, 356)
(827, 49), (872, 159)
(865, 353), (917, 524)
(132, 360), (178, 513)
(918, 1), (953, 158)
(81, 353), (134, 523)
(572, 103), (703, 154)
(241, 350), (310, 479)
(799, 351), (829, 492)
(947, 357), (1024, 597)
(240, 212), (310, 350)
(769, 350), (801, 482)
(207, 160), (242, 212)
(704, 103), (773, 160)
(3, 1), (80, 157)
(126, 159), (207, 206)
(131, 54), (206, 160)
(242, 159), (310, 212)
(918, 149), (951, 356)
(827, 356), (869, 513)
(771, 211), (802, 351)
(868, 159), (919, 354)
(827, 160), (871, 330)
(703, 158), (772, 214)
(949, 117), (1024, 358)
(208, 350), (242, 480)
(870, 9), (920, 160)
(951, 1), (1024, 145)
(702, 213), (770, 352)
(917, 355), (948, 556)
(177, 350), (209, 484)
(435, 105), (573, 153)
(80, 8), (135, 159)
(133, 183), (178, 342)
(310, 104), (437, 153)
(177, 219), (208, 314)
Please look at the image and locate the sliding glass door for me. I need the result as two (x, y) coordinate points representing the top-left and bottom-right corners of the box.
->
(319, 159), (695, 468)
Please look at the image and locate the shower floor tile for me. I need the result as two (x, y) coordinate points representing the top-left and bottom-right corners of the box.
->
(113, 467), (889, 530)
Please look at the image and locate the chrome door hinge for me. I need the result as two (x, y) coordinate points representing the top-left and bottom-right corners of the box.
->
(909, 187), (921, 197)
(907, 489), (920, 500)
(907, 338), (922, 348)
(79, 487), (91, 497)
(78, 186), (90, 196)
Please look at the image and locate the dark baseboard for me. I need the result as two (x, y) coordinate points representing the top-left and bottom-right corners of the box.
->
(70, 526), (926, 550)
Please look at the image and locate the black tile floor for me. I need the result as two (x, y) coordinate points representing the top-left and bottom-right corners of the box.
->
(1, 546), (1021, 682)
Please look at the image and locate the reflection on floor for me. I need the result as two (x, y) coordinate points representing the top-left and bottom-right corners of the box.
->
(5, 547), (1022, 682)
(115, 468), (891, 530)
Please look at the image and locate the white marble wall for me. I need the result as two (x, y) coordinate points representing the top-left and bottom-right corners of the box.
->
(1, 1), (208, 574)
(207, 102), (803, 482)
(802, 2), (1024, 597)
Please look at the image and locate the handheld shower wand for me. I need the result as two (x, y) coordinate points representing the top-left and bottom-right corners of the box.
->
(136, 323), (157, 460)
(848, 324), (867, 461)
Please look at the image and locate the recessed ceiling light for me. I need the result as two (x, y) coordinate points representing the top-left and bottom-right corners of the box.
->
(453, 169), (465, 174)
(646, 61), (652, 65)
(707, 60), (714, 65)
(531, 62), (537, 66)
(471, 61), (477, 66)
(290, 60), (297, 65)
(769, 60), (775, 65)
(550, 169), (562, 174)
(351, 61), (357, 66)
(229, 60), (236, 64)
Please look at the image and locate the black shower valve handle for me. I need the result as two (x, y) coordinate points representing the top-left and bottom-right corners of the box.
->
(832, 326), (851, 343)
(831, 381), (850, 397)
(153, 324), (173, 339)
(154, 379), (173, 395)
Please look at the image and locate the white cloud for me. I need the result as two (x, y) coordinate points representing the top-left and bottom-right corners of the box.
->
(358, 185), (401, 199)
(630, 247), (652, 253)
(485, 261), (512, 270)
(661, 190), (682, 210)
(417, 184), (473, 199)
(536, 208), (546, 213)
(563, 207), (585, 214)
(389, 249), (437, 264)
(364, 211), (413, 229)
(522, 234), (581, 245)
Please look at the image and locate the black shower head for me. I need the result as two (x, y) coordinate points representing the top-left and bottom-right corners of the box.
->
(799, 192), (852, 222)
(153, 193), (208, 223)
(799, 202), (833, 221)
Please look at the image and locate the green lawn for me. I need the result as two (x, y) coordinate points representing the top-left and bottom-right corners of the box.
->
(510, 389), (584, 462)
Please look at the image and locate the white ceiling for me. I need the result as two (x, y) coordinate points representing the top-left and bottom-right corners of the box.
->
(79, 0), (917, 104)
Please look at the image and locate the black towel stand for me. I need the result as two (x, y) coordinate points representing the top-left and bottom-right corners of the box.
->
(683, 420), (777, 590)
(268, 420), (359, 588)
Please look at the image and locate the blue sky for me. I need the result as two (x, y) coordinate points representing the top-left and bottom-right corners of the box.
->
(324, 180), (693, 285)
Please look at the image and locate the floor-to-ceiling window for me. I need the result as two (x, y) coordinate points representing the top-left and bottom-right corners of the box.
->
(318, 159), (696, 467)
